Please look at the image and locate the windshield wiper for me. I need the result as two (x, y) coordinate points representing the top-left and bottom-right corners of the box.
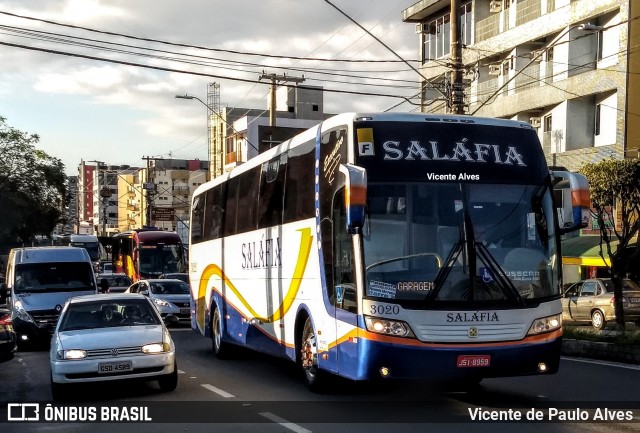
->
(426, 221), (465, 302)
(475, 242), (525, 306)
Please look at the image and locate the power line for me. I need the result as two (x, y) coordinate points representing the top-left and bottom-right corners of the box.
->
(0, 9), (418, 63)
(322, 0), (446, 98)
(0, 39), (422, 105)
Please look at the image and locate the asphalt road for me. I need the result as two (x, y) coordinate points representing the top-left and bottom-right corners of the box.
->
(1, 326), (639, 433)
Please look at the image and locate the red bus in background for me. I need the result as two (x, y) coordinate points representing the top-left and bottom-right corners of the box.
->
(112, 228), (186, 282)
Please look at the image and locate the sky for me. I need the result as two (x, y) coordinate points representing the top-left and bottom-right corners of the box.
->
(0, 0), (421, 175)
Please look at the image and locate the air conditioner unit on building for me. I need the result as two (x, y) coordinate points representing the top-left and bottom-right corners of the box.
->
(530, 117), (542, 127)
(415, 23), (427, 34)
(489, 0), (502, 13)
(530, 49), (544, 61)
(489, 64), (501, 75)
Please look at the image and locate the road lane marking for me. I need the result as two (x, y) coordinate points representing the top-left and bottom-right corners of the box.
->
(259, 412), (311, 433)
(562, 356), (640, 371)
(201, 383), (235, 398)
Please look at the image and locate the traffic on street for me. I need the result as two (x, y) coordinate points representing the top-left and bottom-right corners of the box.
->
(1, 325), (639, 433)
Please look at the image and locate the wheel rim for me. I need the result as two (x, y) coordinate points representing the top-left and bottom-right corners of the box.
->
(593, 312), (602, 328)
(301, 331), (318, 380)
(214, 311), (221, 351)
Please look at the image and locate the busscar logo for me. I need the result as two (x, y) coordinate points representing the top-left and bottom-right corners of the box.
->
(8, 403), (40, 421)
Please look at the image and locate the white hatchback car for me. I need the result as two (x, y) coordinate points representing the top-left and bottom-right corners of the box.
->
(50, 293), (177, 400)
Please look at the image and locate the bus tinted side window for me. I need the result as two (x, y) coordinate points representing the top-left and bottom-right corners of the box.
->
(191, 193), (205, 244)
(236, 167), (261, 233)
(257, 155), (287, 229)
(284, 140), (315, 224)
(204, 185), (225, 241)
(223, 176), (240, 237)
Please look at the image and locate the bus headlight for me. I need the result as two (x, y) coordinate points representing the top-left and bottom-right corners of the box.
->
(365, 316), (415, 338)
(527, 314), (562, 336)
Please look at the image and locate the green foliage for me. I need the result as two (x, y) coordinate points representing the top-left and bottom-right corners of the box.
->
(580, 159), (640, 245)
(564, 325), (640, 347)
(580, 158), (640, 330)
(0, 116), (68, 244)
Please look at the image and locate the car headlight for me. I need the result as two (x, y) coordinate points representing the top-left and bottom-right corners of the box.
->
(13, 300), (34, 323)
(153, 298), (170, 307)
(527, 313), (562, 336)
(57, 349), (87, 360)
(364, 316), (415, 338)
(142, 343), (170, 354)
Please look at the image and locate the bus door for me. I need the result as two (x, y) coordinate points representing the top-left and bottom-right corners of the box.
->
(332, 187), (360, 376)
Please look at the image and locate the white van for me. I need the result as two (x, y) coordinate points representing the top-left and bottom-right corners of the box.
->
(3, 247), (97, 346)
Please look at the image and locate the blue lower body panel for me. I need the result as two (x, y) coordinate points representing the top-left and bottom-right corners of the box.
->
(353, 337), (561, 381)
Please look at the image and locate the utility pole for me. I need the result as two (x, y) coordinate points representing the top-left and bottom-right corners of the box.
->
(258, 72), (305, 126)
(141, 156), (159, 228)
(449, 0), (465, 114)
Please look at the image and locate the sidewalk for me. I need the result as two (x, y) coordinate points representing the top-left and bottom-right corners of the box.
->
(561, 324), (640, 364)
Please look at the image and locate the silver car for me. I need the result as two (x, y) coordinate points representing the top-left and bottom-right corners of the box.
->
(50, 293), (177, 400)
(562, 278), (640, 330)
(126, 279), (191, 325)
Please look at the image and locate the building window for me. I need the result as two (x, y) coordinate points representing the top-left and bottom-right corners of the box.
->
(595, 104), (601, 136)
(543, 114), (552, 132)
(459, 2), (473, 46)
(424, 14), (451, 62)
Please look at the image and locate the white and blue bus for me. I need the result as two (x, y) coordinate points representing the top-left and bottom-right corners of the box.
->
(189, 113), (589, 390)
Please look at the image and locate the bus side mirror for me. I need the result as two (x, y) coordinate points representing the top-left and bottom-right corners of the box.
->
(551, 170), (590, 234)
(339, 164), (367, 233)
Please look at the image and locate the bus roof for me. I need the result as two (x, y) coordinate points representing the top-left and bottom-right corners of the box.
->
(192, 112), (535, 198)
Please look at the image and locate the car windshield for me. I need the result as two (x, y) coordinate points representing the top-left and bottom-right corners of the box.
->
(149, 281), (190, 295)
(58, 299), (161, 331)
(15, 263), (95, 294)
(363, 182), (558, 307)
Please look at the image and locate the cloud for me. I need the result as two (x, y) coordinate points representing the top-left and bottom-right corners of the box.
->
(0, 0), (420, 173)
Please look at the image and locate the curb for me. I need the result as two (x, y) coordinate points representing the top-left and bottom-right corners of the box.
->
(561, 338), (640, 364)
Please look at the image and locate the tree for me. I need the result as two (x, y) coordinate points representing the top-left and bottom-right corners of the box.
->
(580, 158), (640, 331)
(0, 116), (68, 245)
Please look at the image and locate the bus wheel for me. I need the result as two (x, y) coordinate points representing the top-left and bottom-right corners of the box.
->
(300, 318), (328, 392)
(212, 307), (230, 358)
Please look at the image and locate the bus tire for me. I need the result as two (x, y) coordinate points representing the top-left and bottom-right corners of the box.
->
(300, 317), (329, 392)
(211, 306), (231, 358)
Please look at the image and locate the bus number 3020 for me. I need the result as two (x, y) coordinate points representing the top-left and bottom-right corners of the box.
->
(369, 304), (400, 315)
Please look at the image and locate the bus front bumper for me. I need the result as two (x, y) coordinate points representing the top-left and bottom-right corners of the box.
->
(352, 334), (562, 381)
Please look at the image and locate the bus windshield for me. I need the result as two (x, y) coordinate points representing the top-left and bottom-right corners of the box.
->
(363, 182), (558, 306)
(138, 245), (185, 278)
(69, 241), (101, 262)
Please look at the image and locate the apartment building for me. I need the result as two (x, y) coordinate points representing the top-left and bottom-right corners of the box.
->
(209, 84), (328, 177)
(148, 159), (208, 233)
(403, 0), (639, 170)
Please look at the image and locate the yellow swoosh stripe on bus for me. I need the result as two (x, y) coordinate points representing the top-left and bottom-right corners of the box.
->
(196, 228), (313, 331)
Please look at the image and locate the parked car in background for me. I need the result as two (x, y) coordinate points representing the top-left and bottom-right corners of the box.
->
(125, 279), (190, 325)
(159, 273), (190, 285)
(50, 293), (177, 400)
(0, 307), (17, 360)
(101, 262), (113, 274)
(562, 278), (640, 330)
(96, 273), (133, 294)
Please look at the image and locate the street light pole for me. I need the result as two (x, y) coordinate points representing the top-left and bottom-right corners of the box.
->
(175, 94), (213, 181)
